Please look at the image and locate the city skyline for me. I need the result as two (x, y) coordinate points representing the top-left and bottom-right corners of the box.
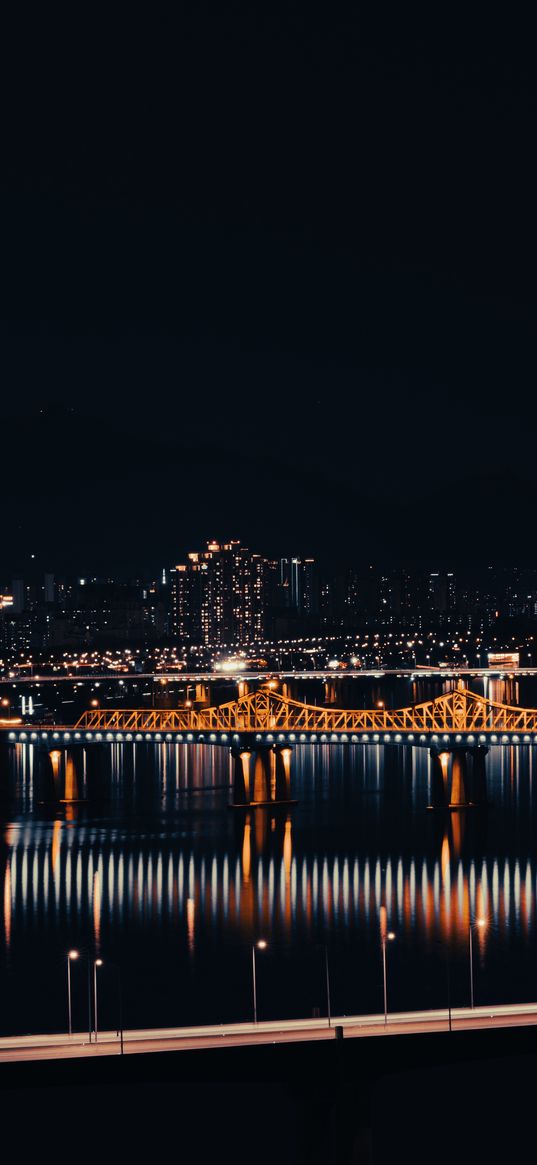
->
(4, 541), (537, 662)
(2, 7), (536, 1156)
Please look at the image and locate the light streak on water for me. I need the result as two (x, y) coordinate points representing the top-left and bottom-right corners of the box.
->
(2, 736), (537, 1029)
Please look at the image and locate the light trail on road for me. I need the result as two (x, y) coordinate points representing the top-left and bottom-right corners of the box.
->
(2, 1002), (537, 1062)
(0, 668), (532, 686)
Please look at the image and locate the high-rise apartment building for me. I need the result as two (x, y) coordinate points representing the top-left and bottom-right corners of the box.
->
(427, 571), (457, 613)
(44, 573), (55, 604)
(11, 578), (25, 614)
(171, 541), (264, 645)
(280, 557), (318, 615)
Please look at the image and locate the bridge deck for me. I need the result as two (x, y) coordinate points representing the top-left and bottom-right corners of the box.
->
(3, 686), (537, 746)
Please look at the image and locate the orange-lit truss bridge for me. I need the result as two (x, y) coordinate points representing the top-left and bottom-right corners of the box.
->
(3, 685), (537, 808)
(70, 684), (537, 741)
(2, 684), (537, 743)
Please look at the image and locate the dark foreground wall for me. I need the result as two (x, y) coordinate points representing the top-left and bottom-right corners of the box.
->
(0, 1026), (535, 1164)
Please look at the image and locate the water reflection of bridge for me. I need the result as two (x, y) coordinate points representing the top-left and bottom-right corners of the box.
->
(2, 815), (535, 957)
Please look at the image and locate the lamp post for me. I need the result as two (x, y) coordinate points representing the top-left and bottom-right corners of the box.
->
(325, 944), (332, 1028)
(87, 956), (92, 1043)
(380, 905), (395, 1025)
(102, 960), (124, 1054)
(93, 958), (103, 1041)
(469, 917), (486, 1009)
(117, 964), (124, 1055)
(252, 940), (267, 1023)
(446, 945), (452, 1032)
(67, 950), (79, 1036)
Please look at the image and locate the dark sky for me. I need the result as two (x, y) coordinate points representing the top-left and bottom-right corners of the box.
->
(1, 9), (535, 578)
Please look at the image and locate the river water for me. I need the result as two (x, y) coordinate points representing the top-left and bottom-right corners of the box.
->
(1, 673), (537, 1037)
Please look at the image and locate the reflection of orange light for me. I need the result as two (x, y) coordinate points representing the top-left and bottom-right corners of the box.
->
(242, 819), (251, 881)
(51, 819), (61, 871)
(283, 818), (292, 882)
(187, 896), (195, 953)
(451, 813), (463, 857)
(93, 870), (101, 951)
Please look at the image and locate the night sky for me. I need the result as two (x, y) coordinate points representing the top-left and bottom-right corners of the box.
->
(1, 9), (535, 577)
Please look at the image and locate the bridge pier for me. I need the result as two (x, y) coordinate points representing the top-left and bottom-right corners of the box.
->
(36, 749), (59, 803)
(35, 746), (86, 803)
(429, 746), (488, 810)
(429, 749), (448, 808)
(324, 681), (338, 705)
(253, 748), (272, 802)
(275, 746), (292, 801)
(230, 743), (295, 808)
(450, 750), (469, 807)
(62, 749), (85, 802)
(232, 748), (252, 803)
(195, 683), (210, 706)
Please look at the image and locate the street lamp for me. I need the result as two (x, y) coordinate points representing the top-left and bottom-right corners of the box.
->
(469, 917), (486, 1009)
(252, 940), (267, 1023)
(380, 905), (395, 1025)
(325, 945), (332, 1029)
(115, 964), (124, 1055)
(99, 960), (124, 1054)
(67, 950), (79, 1036)
(94, 958), (103, 1041)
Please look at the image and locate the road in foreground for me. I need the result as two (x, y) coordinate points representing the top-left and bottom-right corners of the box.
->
(2, 1002), (537, 1062)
